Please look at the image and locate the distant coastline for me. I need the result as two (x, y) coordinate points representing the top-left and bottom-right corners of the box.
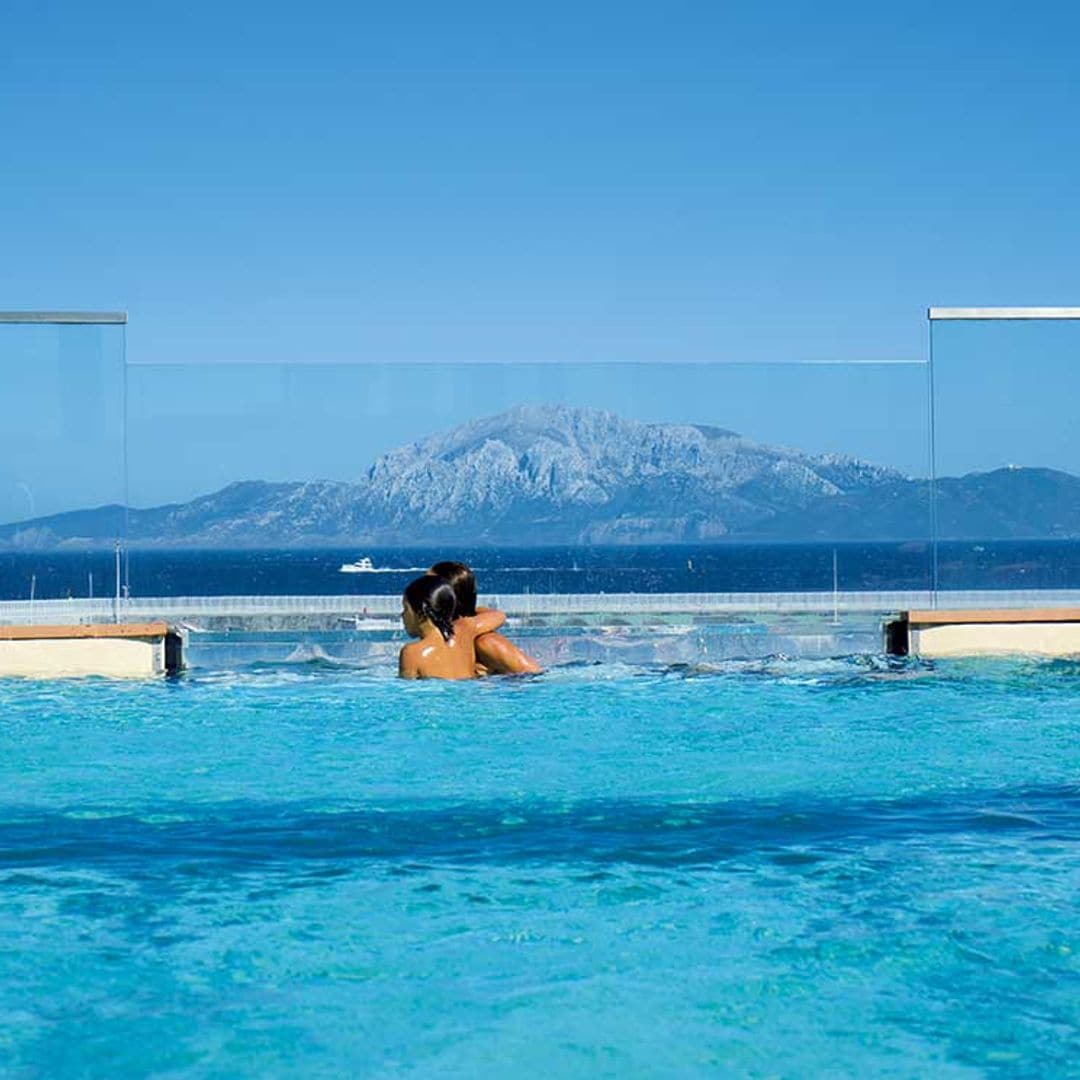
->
(3, 405), (1080, 549)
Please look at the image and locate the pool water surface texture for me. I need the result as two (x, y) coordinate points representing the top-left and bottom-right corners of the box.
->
(0, 657), (1078, 1076)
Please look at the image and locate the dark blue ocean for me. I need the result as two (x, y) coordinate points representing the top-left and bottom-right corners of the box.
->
(2, 541), (1080, 600)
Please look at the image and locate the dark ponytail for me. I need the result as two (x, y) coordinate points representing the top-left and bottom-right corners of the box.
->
(403, 576), (457, 642)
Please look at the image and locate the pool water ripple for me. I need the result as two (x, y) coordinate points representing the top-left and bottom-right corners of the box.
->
(0, 659), (1078, 1076)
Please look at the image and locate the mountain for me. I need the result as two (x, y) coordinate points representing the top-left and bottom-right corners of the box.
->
(2, 405), (1079, 547)
(356, 404), (901, 544)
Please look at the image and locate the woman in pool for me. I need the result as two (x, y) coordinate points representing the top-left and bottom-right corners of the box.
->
(398, 574), (507, 680)
(429, 561), (543, 675)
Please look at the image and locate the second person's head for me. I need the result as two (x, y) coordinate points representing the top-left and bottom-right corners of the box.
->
(428, 561), (477, 618)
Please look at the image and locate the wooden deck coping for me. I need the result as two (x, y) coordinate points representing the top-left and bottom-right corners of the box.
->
(0, 622), (171, 642)
(907, 609), (1080, 626)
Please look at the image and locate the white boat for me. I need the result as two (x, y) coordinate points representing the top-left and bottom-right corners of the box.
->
(339, 557), (377, 573)
(338, 557), (429, 574)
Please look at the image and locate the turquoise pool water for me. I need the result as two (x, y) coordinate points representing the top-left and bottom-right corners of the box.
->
(1, 658), (1078, 1076)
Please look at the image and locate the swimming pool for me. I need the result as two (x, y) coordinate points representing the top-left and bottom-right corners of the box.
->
(1, 658), (1077, 1076)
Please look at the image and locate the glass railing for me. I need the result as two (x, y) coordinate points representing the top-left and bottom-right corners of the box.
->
(930, 310), (1080, 597)
(0, 314), (127, 612)
(121, 356), (931, 603)
(0, 309), (937, 622)
(11, 304), (1080, 641)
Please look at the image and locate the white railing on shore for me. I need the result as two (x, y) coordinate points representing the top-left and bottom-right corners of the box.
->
(2, 589), (1080, 625)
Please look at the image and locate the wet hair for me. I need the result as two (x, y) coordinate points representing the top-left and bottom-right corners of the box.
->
(428, 560), (477, 618)
(403, 575), (457, 642)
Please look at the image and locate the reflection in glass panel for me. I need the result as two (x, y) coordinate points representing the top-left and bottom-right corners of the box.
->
(0, 322), (126, 603)
(122, 360), (931, 599)
(931, 318), (1080, 594)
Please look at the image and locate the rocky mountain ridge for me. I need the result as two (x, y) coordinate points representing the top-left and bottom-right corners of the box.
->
(2, 405), (1077, 546)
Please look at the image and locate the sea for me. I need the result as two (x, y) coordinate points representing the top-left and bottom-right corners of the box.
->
(2, 540), (1080, 601)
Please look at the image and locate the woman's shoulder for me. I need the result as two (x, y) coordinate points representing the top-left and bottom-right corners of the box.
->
(398, 639), (427, 678)
(400, 639), (438, 661)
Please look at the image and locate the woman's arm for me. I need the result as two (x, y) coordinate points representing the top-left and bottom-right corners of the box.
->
(475, 632), (542, 675)
(469, 608), (506, 635)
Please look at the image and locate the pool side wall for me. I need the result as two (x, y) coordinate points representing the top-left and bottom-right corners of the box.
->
(890, 609), (1080, 658)
(0, 623), (181, 678)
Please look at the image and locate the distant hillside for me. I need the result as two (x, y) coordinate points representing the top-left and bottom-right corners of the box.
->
(755, 468), (1080, 541)
(2, 405), (1079, 547)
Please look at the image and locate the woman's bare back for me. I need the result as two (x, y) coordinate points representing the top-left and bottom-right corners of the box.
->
(399, 611), (506, 680)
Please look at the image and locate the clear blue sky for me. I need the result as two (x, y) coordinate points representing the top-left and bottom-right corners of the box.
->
(3, 2), (1080, 515)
